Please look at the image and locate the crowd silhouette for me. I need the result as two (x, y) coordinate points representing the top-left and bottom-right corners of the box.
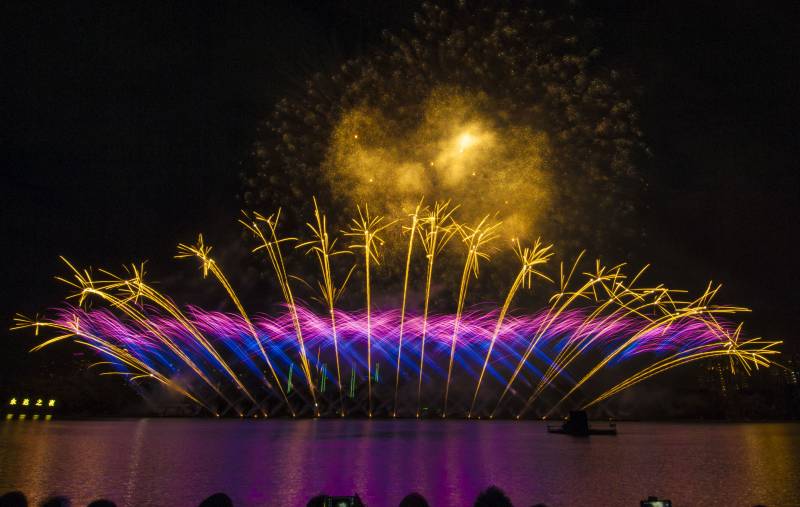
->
(0, 489), (773, 506)
(0, 486), (547, 507)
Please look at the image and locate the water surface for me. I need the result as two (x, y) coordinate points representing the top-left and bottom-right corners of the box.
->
(0, 419), (798, 506)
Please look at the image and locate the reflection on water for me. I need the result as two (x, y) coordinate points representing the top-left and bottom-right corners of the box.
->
(0, 419), (798, 506)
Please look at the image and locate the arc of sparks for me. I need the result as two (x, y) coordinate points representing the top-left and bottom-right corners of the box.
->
(508, 263), (664, 417)
(56, 257), (243, 415)
(241, 210), (320, 416)
(111, 263), (267, 415)
(583, 329), (782, 410)
(415, 200), (459, 417)
(11, 204), (785, 418)
(12, 314), (214, 414)
(393, 199), (424, 417)
(344, 204), (396, 417)
(540, 281), (750, 418)
(443, 216), (500, 416)
(176, 233), (292, 416)
(297, 198), (355, 417)
(521, 266), (667, 409)
(491, 256), (625, 415)
(469, 238), (553, 418)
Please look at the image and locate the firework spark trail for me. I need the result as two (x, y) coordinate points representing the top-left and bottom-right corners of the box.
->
(241, 210), (319, 416)
(469, 238), (553, 417)
(297, 198), (354, 416)
(176, 234), (290, 416)
(531, 288), (653, 402)
(394, 201), (423, 417)
(527, 271), (676, 404)
(36, 307), (744, 356)
(14, 208), (783, 418)
(55, 258), (241, 414)
(21, 299), (778, 417)
(344, 205), (396, 417)
(443, 216), (500, 416)
(539, 282), (749, 418)
(497, 262), (660, 415)
(415, 201), (458, 417)
(526, 258), (612, 388)
(114, 266), (265, 414)
(583, 328), (782, 409)
(490, 252), (594, 414)
(12, 312), (213, 413)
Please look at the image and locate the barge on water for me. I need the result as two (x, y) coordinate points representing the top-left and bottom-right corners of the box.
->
(547, 410), (617, 436)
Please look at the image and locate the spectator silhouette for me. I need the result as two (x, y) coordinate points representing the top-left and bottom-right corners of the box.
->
(306, 495), (327, 507)
(474, 486), (513, 507)
(198, 493), (233, 507)
(0, 491), (27, 507)
(40, 497), (70, 507)
(86, 501), (115, 507)
(399, 492), (429, 507)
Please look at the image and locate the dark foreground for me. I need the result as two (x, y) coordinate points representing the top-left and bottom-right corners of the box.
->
(2, 486), (551, 507)
(0, 420), (798, 506)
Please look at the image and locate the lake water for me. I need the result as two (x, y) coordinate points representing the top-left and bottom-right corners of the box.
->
(0, 419), (798, 506)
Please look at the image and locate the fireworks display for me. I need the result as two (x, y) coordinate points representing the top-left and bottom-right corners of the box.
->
(7, 4), (787, 421)
(244, 2), (647, 253)
(13, 203), (781, 418)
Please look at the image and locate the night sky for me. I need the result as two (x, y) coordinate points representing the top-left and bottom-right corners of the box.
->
(2, 1), (799, 390)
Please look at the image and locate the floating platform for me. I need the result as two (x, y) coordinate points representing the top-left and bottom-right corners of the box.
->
(546, 410), (617, 436)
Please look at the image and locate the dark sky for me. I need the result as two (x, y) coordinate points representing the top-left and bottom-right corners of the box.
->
(2, 0), (799, 379)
